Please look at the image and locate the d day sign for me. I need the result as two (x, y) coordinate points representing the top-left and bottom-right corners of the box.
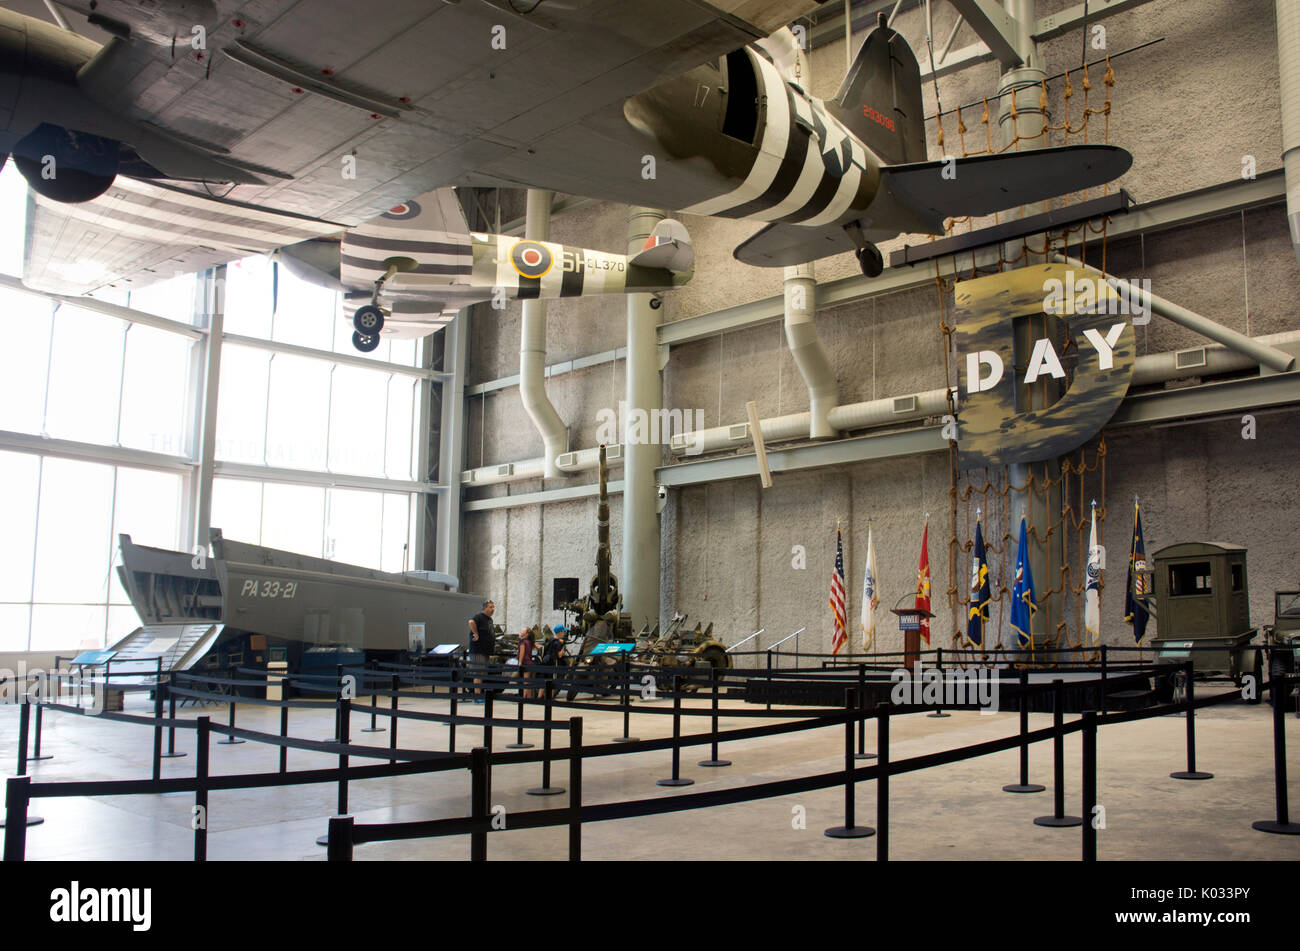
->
(955, 263), (1135, 469)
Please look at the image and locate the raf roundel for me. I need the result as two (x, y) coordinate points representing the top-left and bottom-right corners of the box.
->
(510, 240), (554, 279)
(382, 200), (422, 221)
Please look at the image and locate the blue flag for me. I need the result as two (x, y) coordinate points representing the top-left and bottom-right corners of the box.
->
(966, 520), (990, 648)
(1010, 517), (1037, 649)
(1125, 502), (1151, 644)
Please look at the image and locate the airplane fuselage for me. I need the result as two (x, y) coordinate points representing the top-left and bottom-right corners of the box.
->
(622, 46), (884, 228)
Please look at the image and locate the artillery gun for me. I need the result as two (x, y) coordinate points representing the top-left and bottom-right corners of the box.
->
(560, 446), (729, 697)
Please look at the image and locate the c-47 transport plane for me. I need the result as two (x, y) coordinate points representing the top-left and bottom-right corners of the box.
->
(2, 1), (1128, 280)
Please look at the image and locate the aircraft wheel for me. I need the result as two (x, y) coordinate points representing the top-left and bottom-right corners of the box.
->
(352, 331), (381, 353)
(855, 244), (884, 278)
(353, 304), (385, 335)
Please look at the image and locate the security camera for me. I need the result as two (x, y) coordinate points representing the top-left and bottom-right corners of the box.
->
(657, 484), (667, 500)
(649, 296), (663, 310)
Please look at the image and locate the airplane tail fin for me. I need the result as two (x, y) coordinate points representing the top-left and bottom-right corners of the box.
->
(826, 15), (927, 166)
(629, 218), (694, 272)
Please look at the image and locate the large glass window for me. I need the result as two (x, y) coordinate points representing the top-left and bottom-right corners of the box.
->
(0, 451), (184, 652)
(0, 287), (53, 435)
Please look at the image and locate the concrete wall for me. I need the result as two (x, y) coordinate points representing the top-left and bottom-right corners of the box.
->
(458, 0), (1300, 655)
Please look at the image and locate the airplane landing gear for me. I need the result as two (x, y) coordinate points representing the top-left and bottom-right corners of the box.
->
(855, 244), (883, 278)
(352, 331), (381, 353)
(353, 304), (385, 336)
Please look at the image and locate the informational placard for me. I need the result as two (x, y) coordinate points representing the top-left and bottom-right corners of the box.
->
(431, 643), (460, 655)
(407, 622), (426, 654)
(71, 650), (117, 666)
(588, 642), (634, 655)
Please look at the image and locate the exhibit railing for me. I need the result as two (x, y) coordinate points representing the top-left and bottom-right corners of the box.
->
(2, 661), (1295, 862)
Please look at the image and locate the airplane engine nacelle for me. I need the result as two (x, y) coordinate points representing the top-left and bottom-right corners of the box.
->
(12, 123), (119, 204)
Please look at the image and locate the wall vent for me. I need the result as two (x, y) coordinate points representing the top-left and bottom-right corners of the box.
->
(892, 395), (918, 414)
(728, 423), (750, 440)
(1175, 347), (1208, 371)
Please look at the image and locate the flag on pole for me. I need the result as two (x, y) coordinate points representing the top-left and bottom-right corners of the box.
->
(1011, 517), (1037, 650)
(1125, 500), (1151, 645)
(830, 523), (848, 655)
(1085, 503), (1102, 647)
(861, 524), (880, 652)
(915, 519), (932, 646)
(966, 519), (990, 648)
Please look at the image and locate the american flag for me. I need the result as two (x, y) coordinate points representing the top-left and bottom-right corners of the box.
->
(830, 524), (848, 655)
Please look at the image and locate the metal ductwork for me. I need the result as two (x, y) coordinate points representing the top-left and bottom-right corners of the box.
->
(784, 263), (840, 438)
(518, 189), (568, 478)
(1278, 0), (1300, 265)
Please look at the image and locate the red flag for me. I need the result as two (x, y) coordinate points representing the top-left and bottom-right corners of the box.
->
(830, 525), (848, 654)
(915, 520), (932, 646)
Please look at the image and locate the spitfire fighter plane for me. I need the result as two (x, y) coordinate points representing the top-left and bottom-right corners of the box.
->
(3, 0), (1129, 284)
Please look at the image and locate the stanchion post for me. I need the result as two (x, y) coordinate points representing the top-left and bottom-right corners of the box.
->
(218, 694), (244, 745)
(1172, 659), (1213, 780)
(1034, 679), (1082, 827)
(699, 667), (731, 768)
(826, 688), (874, 838)
(470, 747), (488, 861)
(507, 685), (533, 750)
(613, 653), (638, 743)
(928, 648), (949, 718)
(390, 674), (400, 756)
(362, 676), (384, 733)
(4, 777), (31, 861)
(483, 689), (494, 752)
(527, 682), (563, 796)
(31, 674), (51, 761)
(152, 685), (164, 781)
(279, 704), (289, 774)
(568, 717), (583, 861)
(1082, 711), (1097, 862)
(194, 716), (210, 862)
(1099, 645), (1109, 714)
(449, 670), (459, 754)
(162, 685), (184, 759)
(657, 676), (693, 787)
(765, 649), (772, 712)
(327, 815), (354, 862)
(16, 700), (30, 777)
(877, 702), (890, 861)
(856, 668), (877, 761)
(337, 698), (351, 816)
(1004, 668), (1044, 794)
(1253, 674), (1300, 835)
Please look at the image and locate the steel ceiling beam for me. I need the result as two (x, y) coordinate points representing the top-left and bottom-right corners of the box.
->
(949, 0), (1026, 67)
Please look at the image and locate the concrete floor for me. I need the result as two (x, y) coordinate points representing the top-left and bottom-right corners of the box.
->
(0, 690), (1296, 861)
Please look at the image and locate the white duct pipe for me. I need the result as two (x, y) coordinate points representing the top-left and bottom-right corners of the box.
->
(1278, 0), (1300, 265)
(784, 263), (839, 438)
(463, 331), (1300, 485)
(519, 189), (568, 478)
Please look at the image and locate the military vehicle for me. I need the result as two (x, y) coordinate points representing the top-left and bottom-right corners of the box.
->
(1263, 591), (1300, 710)
(1149, 542), (1263, 697)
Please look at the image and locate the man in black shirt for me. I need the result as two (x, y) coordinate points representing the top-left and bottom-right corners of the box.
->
(467, 599), (495, 701)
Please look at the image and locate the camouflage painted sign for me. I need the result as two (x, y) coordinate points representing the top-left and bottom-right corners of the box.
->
(955, 263), (1135, 469)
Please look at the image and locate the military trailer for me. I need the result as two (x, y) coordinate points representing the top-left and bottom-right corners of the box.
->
(1149, 542), (1262, 695)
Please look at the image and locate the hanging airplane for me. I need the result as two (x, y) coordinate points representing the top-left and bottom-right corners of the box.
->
(2, 0), (1129, 286)
(17, 174), (693, 349)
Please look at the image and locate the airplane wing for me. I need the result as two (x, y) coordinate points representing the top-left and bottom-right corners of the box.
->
(876, 145), (1134, 230)
(52, 0), (829, 226)
(21, 171), (346, 297)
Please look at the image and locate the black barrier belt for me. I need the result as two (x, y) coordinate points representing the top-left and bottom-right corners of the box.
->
(37, 701), (197, 730)
(351, 719), (1080, 844)
(338, 701), (557, 731)
(168, 685), (334, 711)
(210, 723), (460, 762)
(174, 672), (285, 689)
(1097, 685), (1243, 727)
